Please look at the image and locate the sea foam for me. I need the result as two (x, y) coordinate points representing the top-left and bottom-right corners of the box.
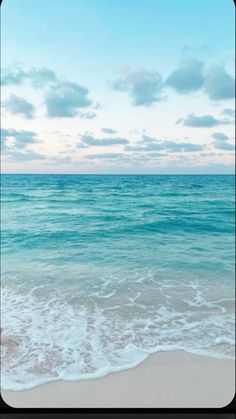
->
(1, 174), (235, 390)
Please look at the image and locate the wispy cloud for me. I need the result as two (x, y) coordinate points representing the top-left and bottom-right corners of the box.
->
(85, 152), (127, 160)
(27, 68), (57, 88)
(78, 112), (96, 119)
(47, 156), (73, 165)
(125, 142), (163, 152)
(1, 66), (57, 87)
(1, 67), (27, 86)
(125, 135), (204, 153)
(78, 134), (129, 147)
(3, 94), (35, 119)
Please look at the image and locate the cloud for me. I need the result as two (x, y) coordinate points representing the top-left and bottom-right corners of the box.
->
(177, 113), (230, 127)
(85, 136), (204, 165)
(45, 81), (92, 117)
(211, 132), (229, 141)
(112, 68), (163, 106)
(76, 143), (89, 149)
(1, 128), (39, 149)
(213, 142), (235, 151)
(141, 135), (156, 142)
(48, 156), (72, 165)
(85, 153), (127, 160)
(78, 112), (96, 119)
(125, 142), (163, 152)
(1, 66), (57, 87)
(4, 150), (46, 161)
(2, 66), (95, 118)
(164, 141), (204, 152)
(101, 128), (118, 134)
(79, 134), (129, 147)
(3, 94), (35, 119)
(204, 66), (235, 101)
(124, 135), (161, 152)
(1, 128), (45, 161)
(211, 131), (235, 151)
(221, 108), (235, 117)
(111, 60), (234, 105)
(125, 135), (204, 153)
(1, 68), (27, 86)
(165, 59), (234, 101)
(145, 152), (165, 157)
(165, 57), (205, 93)
(27, 68), (57, 88)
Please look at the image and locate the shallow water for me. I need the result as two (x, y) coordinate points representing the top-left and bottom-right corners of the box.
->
(1, 174), (235, 390)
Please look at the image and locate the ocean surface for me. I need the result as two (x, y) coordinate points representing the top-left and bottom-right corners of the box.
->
(1, 174), (235, 390)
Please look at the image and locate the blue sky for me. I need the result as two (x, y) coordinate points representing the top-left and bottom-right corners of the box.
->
(1, 0), (235, 173)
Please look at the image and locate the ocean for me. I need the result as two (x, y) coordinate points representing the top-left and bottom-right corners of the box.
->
(1, 174), (235, 390)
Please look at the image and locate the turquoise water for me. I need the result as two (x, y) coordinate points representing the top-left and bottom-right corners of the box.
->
(1, 174), (235, 389)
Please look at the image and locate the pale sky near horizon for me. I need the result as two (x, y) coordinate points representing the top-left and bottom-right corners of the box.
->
(1, 0), (235, 174)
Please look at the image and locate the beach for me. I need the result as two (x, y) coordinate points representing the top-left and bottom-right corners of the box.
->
(1, 350), (235, 408)
(1, 174), (235, 401)
(1, 0), (235, 409)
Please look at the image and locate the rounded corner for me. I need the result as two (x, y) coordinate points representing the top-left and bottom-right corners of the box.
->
(0, 389), (18, 409)
(218, 384), (236, 409)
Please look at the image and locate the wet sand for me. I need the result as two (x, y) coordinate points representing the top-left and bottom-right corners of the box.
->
(1, 350), (235, 408)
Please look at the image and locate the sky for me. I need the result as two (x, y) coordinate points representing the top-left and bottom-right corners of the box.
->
(1, 0), (235, 174)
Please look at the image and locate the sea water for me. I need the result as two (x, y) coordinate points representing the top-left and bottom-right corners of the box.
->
(1, 174), (235, 390)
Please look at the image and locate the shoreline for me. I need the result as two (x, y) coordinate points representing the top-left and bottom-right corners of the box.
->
(1, 350), (235, 408)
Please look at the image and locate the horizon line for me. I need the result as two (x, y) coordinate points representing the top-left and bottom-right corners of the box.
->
(1, 172), (235, 176)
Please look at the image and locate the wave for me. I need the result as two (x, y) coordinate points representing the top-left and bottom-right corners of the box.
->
(1, 270), (235, 391)
(1, 175), (235, 390)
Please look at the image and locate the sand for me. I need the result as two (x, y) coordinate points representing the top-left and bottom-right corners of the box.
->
(1, 351), (235, 408)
